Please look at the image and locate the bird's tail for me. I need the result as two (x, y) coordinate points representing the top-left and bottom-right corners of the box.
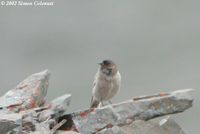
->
(90, 96), (100, 108)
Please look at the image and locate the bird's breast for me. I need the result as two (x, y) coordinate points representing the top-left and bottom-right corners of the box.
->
(94, 72), (121, 100)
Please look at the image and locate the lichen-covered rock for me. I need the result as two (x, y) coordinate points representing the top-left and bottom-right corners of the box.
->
(56, 130), (80, 134)
(0, 113), (22, 134)
(0, 70), (194, 134)
(38, 94), (72, 122)
(71, 89), (193, 133)
(0, 70), (50, 113)
(97, 116), (186, 134)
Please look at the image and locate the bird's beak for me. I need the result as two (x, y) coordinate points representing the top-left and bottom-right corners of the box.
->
(98, 62), (103, 66)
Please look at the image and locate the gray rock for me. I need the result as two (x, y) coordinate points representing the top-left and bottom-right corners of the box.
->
(0, 70), (193, 134)
(56, 130), (80, 134)
(97, 116), (185, 134)
(0, 113), (22, 134)
(39, 94), (72, 122)
(70, 89), (194, 133)
(0, 70), (50, 113)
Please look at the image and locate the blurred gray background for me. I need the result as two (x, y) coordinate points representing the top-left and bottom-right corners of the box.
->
(0, 0), (199, 133)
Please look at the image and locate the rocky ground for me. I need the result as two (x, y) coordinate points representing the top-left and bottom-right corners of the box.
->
(0, 70), (194, 134)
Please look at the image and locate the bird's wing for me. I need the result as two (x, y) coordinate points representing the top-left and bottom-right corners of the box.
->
(90, 72), (98, 107)
(93, 71), (99, 87)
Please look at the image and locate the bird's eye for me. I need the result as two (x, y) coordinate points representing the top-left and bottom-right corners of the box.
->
(106, 68), (112, 76)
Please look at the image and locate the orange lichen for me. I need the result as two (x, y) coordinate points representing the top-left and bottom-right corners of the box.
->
(79, 111), (89, 117)
(159, 92), (168, 97)
(31, 100), (36, 108)
(133, 92), (170, 101)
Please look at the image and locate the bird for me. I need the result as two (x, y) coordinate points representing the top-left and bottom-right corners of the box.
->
(90, 60), (121, 108)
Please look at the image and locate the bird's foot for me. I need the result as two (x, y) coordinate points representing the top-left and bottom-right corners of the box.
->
(108, 100), (113, 104)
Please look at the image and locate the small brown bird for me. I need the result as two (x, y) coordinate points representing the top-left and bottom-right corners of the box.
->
(90, 60), (121, 108)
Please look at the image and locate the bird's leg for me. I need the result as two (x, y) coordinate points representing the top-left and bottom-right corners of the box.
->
(101, 101), (104, 106)
(97, 103), (101, 108)
(108, 100), (113, 104)
(98, 98), (104, 107)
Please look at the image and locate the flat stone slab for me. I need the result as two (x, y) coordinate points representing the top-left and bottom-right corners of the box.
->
(97, 116), (186, 134)
(68, 89), (193, 133)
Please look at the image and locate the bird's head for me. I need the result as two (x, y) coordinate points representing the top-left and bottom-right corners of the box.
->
(99, 60), (118, 76)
